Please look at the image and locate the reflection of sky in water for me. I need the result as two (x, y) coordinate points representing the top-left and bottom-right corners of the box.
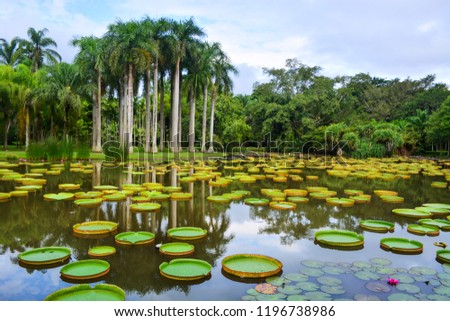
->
(1, 165), (450, 300)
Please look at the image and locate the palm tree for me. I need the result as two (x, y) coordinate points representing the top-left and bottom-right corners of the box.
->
(208, 45), (238, 152)
(20, 28), (61, 72)
(71, 35), (105, 152)
(0, 37), (25, 67)
(168, 18), (205, 152)
(35, 63), (84, 139)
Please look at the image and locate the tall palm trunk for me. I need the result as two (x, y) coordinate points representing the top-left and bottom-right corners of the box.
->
(144, 68), (151, 153)
(127, 63), (134, 154)
(171, 57), (180, 152)
(119, 77), (127, 146)
(3, 115), (10, 150)
(159, 74), (165, 152)
(208, 88), (216, 153)
(92, 68), (102, 152)
(178, 68), (183, 149)
(151, 57), (159, 153)
(188, 83), (196, 153)
(25, 102), (30, 150)
(201, 85), (208, 152)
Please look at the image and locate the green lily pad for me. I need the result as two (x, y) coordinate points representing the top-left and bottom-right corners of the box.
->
(303, 291), (332, 300)
(365, 281), (391, 293)
(43, 192), (74, 201)
(115, 231), (155, 245)
(375, 267), (397, 275)
(241, 295), (257, 301)
(244, 198), (270, 206)
(44, 284), (125, 301)
(443, 264), (450, 273)
(286, 295), (309, 301)
(353, 261), (372, 269)
(167, 227), (207, 240)
(222, 254), (283, 278)
(296, 282), (320, 291)
(277, 285), (302, 295)
(18, 247), (71, 266)
(415, 207), (450, 216)
(284, 273), (309, 282)
(299, 267), (324, 277)
(390, 274), (415, 283)
(380, 237), (423, 254)
(392, 208), (432, 218)
(369, 258), (392, 266)
(409, 266), (437, 276)
(354, 271), (380, 281)
(354, 294), (381, 301)
(432, 285), (450, 296)
(423, 203), (450, 209)
(320, 286), (345, 295)
(74, 198), (103, 207)
(159, 258), (212, 281)
(315, 230), (364, 248)
(316, 276), (342, 286)
(387, 293), (419, 301)
(359, 220), (394, 232)
(322, 266), (347, 275)
(301, 260), (325, 268)
(73, 221), (118, 236)
(246, 289), (259, 296)
(407, 224), (440, 236)
(159, 242), (195, 256)
(397, 283), (421, 294)
(427, 294), (450, 301)
(266, 276), (291, 286)
(419, 219), (450, 231)
(88, 246), (116, 258)
(437, 251), (450, 264)
(255, 293), (287, 301)
(130, 202), (161, 212)
(60, 259), (110, 281)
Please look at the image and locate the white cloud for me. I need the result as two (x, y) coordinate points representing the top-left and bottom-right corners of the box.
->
(418, 21), (438, 33)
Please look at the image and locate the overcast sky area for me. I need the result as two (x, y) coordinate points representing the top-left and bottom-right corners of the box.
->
(1, 0), (449, 94)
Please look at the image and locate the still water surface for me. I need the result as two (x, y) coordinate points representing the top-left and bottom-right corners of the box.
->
(0, 160), (449, 300)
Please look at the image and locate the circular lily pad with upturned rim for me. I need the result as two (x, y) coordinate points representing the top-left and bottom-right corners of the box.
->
(269, 201), (297, 210)
(244, 198), (270, 206)
(287, 197), (309, 204)
(74, 198), (103, 208)
(130, 202), (161, 213)
(93, 185), (118, 190)
(44, 284), (125, 301)
(18, 247), (71, 266)
(314, 230), (364, 248)
(415, 207), (450, 216)
(88, 246), (116, 258)
(392, 208), (432, 219)
(380, 237), (423, 254)
(207, 196), (231, 203)
(437, 250), (450, 263)
(419, 219), (450, 231)
(159, 242), (195, 256)
(325, 198), (355, 207)
(73, 221), (118, 237)
(423, 203), (450, 209)
(167, 227), (207, 241)
(115, 231), (155, 245)
(359, 220), (394, 233)
(221, 254), (283, 278)
(159, 258), (211, 281)
(407, 224), (440, 236)
(60, 259), (110, 281)
(58, 183), (81, 191)
(43, 192), (74, 201)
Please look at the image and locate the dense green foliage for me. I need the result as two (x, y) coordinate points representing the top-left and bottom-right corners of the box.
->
(1, 20), (449, 158)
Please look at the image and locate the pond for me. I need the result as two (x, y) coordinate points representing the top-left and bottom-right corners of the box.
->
(0, 157), (450, 301)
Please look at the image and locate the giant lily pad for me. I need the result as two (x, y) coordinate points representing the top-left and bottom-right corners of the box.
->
(296, 282), (320, 291)
(159, 242), (195, 256)
(167, 227), (207, 240)
(73, 221), (118, 236)
(18, 247), (71, 266)
(276, 285), (301, 295)
(359, 220), (394, 233)
(44, 284), (125, 301)
(380, 237), (423, 254)
(159, 258), (211, 281)
(415, 207), (450, 216)
(437, 250), (450, 263)
(207, 196), (231, 203)
(269, 201), (297, 210)
(222, 254), (283, 278)
(354, 271), (380, 281)
(392, 209), (432, 219)
(58, 183), (81, 191)
(396, 283), (421, 294)
(419, 219), (450, 231)
(74, 198), (103, 208)
(365, 281), (391, 293)
(315, 230), (364, 248)
(299, 267), (325, 277)
(171, 192), (192, 200)
(244, 198), (269, 206)
(316, 276), (342, 286)
(115, 231), (155, 245)
(325, 197), (355, 207)
(43, 192), (74, 201)
(88, 246), (116, 258)
(407, 224), (440, 236)
(130, 202), (161, 213)
(387, 293), (419, 301)
(60, 259), (110, 281)
(423, 203), (450, 209)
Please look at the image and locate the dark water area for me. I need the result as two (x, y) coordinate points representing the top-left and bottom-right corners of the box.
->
(0, 159), (449, 301)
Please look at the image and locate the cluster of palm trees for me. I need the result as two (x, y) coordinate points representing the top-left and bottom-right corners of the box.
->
(0, 16), (237, 153)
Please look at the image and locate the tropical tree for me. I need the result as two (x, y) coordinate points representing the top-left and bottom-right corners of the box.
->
(71, 35), (105, 152)
(20, 27), (61, 72)
(0, 37), (25, 67)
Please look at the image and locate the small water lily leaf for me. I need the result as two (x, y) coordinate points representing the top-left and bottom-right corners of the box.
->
(365, 281), (391, 293)
(437, 272), (450, 281)
(255, 283), (277, 294)
(284, 273), (309, 282)
(241, 295), (257, 301)
(409, 267), (437, 276)
(322, 266), (346, 275)
(266, 276), (290, 286)
(387, 293), (419, 301)
(301, 260), (325, 268)
(413, 275), (429, 282)
(299, 267), (324, 277)
(429, 279), (442, 287)
(286, 295), (309, 301)
(320, 286), (345, 295)
(376, 267), (397, 275)
(397, 283), (421, 294)
(390, 274), (415, 284)
(442, 264), (450, 274)
(427, 294), (450, 301)
(316, 276), (342, 286)
(354, 271), (380, 281)
(255, 293), (287, 301)
(369, 258), (392, 266)
(433, 285), (450, 296)
(304, 291), (332, 300)
(353, 261), (371, 269)
(277, 285), (302, 295)
(354, 294), (381, 301)
(246, 289), (259, 296)
(296, 282), (319, 291)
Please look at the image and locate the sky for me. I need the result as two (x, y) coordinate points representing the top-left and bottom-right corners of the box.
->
(1, 0), (450, 94)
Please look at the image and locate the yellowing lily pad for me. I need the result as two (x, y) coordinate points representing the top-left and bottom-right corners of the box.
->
(43, 192), (74, 201)
(130, 202), (161, 212)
